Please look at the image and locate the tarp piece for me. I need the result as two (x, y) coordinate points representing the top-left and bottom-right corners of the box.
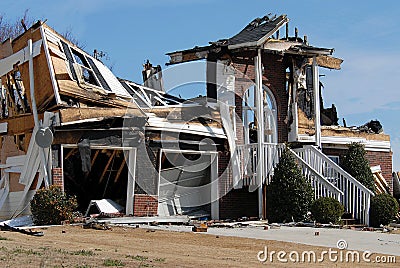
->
(78, 139), (91, 173)
(0, 215), (33, 228)
(85, 199), (124, 217)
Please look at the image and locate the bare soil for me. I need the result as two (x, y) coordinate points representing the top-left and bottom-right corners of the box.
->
(0, 225), (398, 267)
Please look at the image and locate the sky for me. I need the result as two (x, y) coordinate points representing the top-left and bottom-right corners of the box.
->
(3, 0), (400, 171)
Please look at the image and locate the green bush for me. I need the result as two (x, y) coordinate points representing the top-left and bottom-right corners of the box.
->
(30, 185), (78, 225)
(369, 193), (399, 227)
(340, 142), (375, 193)
(310, 197), (344, 224)
(266, 147), (314, 223)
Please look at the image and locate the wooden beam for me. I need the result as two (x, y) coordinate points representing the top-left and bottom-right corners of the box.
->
(114, 157), (126, 183)
(0, 113), (38, 136)
(307, 55), (343, 70)
(90, 149), (100, 167)
(64, 148), (77, 160)
(59, 107), (143, 124)
(99, 150), (116, 183)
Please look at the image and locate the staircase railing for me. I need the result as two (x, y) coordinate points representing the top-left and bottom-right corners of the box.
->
(236, 143), (342, 200)
(294, 145), (374, 225)
(288, 148), (344, 202)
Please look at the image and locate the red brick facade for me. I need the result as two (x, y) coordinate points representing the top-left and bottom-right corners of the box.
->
(322, 148), (393, 192)
(366, 150), (393, 191)
(218, 149), (259, 219)
(52, 167), (63, 190)
(133, 194), (158, 217)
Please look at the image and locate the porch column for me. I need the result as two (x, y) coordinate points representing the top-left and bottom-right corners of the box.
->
(312, 56), (322, 148)
(211, 153), (219, 220)
(255, 48), (265, 219)
(126, 148), (137, 215)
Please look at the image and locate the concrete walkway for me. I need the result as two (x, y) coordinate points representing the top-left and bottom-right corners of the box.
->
(139, 225), (400, 256)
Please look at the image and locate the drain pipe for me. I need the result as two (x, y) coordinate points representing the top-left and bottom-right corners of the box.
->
(28, 39), (50, 187)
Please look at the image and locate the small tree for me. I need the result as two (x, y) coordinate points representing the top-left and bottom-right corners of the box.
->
(266, 147), (314, 223)
(369, 193), (399, 227)
(30, 186), (78, 225)
(340, 142), (375, 193)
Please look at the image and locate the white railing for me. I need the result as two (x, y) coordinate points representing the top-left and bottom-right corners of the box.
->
(288, 148), (344, 202)
(294, 145), (374, 225)
(236, 143), (340, 196)
(236, 143), (284, 186)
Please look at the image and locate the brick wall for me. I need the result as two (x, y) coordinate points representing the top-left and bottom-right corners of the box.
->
(52, 167), (63, 190)
(365, 150), (393, 192)
(322, 148), (393, 192)
(217, 151), (259, 219)
(232, 53), (288, 143)
(133, 194), (158, 217)
(219, 187), (258, 219)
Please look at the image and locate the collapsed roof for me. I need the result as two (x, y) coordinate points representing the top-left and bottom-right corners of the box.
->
(167, 14), (343, 70)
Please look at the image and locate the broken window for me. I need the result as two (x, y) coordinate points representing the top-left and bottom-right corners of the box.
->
(60, 40), (112, 90)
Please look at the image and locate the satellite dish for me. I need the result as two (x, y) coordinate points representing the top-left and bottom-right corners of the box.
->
(35, 127), (53, 148)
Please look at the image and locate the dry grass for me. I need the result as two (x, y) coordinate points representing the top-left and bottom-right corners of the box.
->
(0, 225), (397, 267)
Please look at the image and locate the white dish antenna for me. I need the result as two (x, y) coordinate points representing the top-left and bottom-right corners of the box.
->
(35, 127), (53, 148)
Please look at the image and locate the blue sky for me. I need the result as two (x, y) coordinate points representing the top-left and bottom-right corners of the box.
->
(4, 0), (400, 171)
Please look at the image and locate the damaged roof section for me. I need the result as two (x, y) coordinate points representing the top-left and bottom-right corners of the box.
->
(211, 14), (289, 48)
(167, 14), (342, 70)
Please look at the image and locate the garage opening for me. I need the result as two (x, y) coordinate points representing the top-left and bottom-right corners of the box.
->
(157, 150), (217, 218)
(63, 148), (129, 213)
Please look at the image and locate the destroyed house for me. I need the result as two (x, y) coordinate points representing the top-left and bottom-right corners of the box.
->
(0, 21), (147, 219)
(0, 21), (228, 220)
(166, 14), (393, 224)
(0, 15), (393, 225)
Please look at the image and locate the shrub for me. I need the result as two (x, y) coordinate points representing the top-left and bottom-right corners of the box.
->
(369, 193), (399, 227)
(266, 147), (314, 223)
(340, 142), (375, 193)
(310, 197), (344, 224)
(30, 185), (78, 225)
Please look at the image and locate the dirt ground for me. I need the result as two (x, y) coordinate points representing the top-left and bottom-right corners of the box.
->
(0, 225), (398, 267)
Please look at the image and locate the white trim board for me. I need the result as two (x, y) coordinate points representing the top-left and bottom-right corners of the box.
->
(298, 134), (391, 152)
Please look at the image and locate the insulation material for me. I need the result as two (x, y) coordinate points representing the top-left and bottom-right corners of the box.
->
(84, 199), (124, 217)
(0, 40), (42, 77)
(0, 123), (7, 134)
(216, 60), (235, 106)
(293, 66), (307, 90)
(220, 102), (241, 189)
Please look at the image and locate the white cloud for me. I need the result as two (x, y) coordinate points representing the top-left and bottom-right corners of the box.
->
(323, 52), (400, 116)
